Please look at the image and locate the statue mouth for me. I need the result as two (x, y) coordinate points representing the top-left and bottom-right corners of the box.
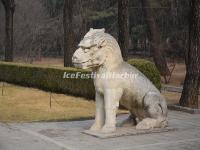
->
(73, 60), (101, 69)
(72, 60), (91, 69)
(72, 60), (90, 65)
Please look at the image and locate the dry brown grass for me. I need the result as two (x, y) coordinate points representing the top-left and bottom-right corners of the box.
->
(0, 83), (181, 123)
(161, 62), (186, 86)
(0, 82), (96, 123)
(1, 81), (190, 123)
(162, 91), (181, 105)
(0, 82), (127, 123)
(0, 82), (187, 123)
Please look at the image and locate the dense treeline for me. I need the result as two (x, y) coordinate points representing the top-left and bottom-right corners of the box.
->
(0, 0), (189, 60)
(0, 0), (199, 108)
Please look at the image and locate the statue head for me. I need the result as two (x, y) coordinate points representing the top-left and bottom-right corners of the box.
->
(72, 28), (123, 69)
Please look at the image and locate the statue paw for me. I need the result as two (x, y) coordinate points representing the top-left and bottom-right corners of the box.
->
(101, 125), (116, 133)
(89, 123), (103, 131)
(136, 123), (152, 130)
(136, 118), (156, 130)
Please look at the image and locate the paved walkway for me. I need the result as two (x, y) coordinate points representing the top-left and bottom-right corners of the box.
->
(1, 110), (200, 150)
(162, 84), (200, 95)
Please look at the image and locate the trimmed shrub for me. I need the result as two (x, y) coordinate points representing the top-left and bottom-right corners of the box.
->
(128, 59), (161, 89)
(0, 62), (95, 99)
(0, 59), (161, 99)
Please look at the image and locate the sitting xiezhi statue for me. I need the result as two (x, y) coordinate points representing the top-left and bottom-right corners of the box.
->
(72, 28), (168, 133)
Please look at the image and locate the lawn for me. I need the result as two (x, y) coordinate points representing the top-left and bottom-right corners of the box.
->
(0, 82), (96, 123)
(0, 82), (180, 123)
(162, 91), (181, 105)
(0, 82), (128, 123)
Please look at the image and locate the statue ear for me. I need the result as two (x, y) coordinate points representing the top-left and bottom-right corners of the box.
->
(89, 28), (94, 31)
(101, 28), (105, 32)
(97, 39), (107, 48)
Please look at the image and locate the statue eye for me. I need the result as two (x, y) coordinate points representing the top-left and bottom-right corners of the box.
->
(98, 46), (103, 49)
(84, 48), (90, 53)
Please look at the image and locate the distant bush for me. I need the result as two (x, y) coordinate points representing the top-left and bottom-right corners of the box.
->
(128, 59), (161, 89)
(0, 59), (161, 99)
(0, 62), (95, 99)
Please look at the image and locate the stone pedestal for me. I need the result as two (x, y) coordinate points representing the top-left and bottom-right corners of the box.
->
(83, 127), (175, 139)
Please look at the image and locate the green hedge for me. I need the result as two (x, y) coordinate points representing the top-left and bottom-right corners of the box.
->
(0, 59), (161, 99)
(128, 59), (161, 89)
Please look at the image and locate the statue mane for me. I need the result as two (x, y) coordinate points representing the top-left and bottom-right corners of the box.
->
(79, 28), (123, 68)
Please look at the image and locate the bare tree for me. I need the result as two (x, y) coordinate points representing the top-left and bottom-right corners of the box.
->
(1, 0), (15, 61)
(13, 0), (53, 61)
(63, 0), (75, 67)
(170, 0), (178, 27)
(118, 0), (129, 60)
(179, 0), (200, 108)
(141, 0), (170, 77)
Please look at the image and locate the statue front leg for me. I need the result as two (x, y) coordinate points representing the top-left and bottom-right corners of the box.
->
(102, 88), (123, 133)
(90, 92), (105, 131)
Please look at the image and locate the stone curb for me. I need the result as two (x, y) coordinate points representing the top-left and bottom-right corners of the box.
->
(162, 84), (200, 95)
(168, 104), (200, 114)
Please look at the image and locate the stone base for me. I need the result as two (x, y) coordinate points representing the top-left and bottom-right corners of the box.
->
(168, 104), (200, 114)
(82, 127), (175, 139)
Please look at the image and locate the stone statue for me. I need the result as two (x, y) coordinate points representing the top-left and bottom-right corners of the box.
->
(72, 28), (168, 133)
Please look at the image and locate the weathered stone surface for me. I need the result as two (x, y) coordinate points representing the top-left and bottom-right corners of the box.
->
(83, 127), (175, 139)
(72, 28), (168, 132)
(1, 111), (200, 150)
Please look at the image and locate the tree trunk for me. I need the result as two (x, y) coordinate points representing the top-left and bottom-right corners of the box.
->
(63, 0), (75, 67)
(1, 0), (15, 61)
(170, 0), (178, 26)
(141, 0), (170, 76)
(179, 0), (200, 108)
(118, 0), (129, 61)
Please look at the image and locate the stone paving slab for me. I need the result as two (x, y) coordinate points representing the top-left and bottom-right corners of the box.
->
(83, 127), (175, 139)
(1, 110), (200, 150)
